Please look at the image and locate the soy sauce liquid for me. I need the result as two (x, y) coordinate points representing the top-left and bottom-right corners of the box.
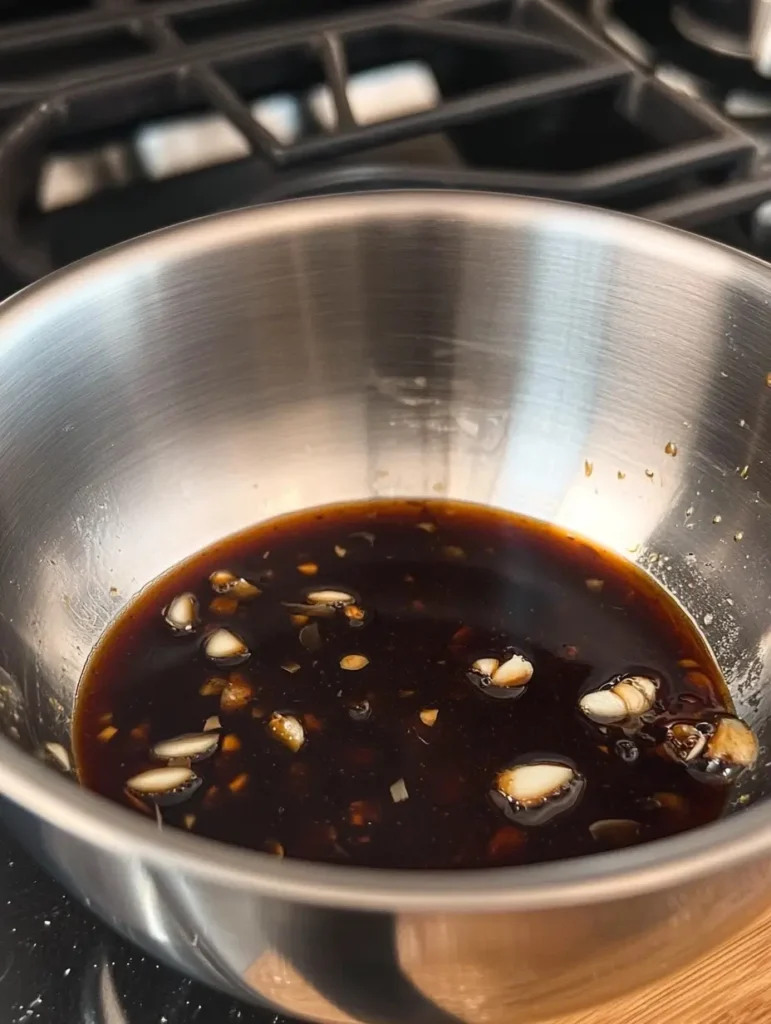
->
(74, 499), (730, 869)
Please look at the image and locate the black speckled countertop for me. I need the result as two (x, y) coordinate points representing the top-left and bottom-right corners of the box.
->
(0, 809), (283, 1024)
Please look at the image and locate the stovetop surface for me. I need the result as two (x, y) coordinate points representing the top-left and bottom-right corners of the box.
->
(2, 0), (771, 1020)
(0, 814), (274, 1023)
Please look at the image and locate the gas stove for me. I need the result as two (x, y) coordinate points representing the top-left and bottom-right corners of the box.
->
(3, 1), (771, 1020)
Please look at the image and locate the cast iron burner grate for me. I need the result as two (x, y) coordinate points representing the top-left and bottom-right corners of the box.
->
(3, 3), (771, 1022)
(0, 0), (768, 290)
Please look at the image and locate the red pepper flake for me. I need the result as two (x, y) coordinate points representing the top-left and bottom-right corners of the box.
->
(487, 826), (527, 862)
(449, 625), (474, 654)
(349, 799), (380, 826)
(229, 772), (249, 793)
(685, 670), (713, 691)
(200, 676), (227, 697)
(220, 672), (253, 711)
(343, 605), (367, 623)
(209, 596), (238, 617)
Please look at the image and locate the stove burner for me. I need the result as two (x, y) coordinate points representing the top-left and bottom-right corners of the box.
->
(590, 0), (771, 117)
(671, 0), (750, 59)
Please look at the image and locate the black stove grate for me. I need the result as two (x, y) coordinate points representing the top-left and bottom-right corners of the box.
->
(0, 0), (768, 288)
(3, 4), (771, 1022)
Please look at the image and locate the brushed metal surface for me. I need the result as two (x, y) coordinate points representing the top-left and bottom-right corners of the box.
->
(0, 192), (769, 1020)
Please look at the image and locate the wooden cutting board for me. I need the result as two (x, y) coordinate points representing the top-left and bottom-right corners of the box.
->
(546, 907), (771, 1024)
(245, 909), (771, 1024)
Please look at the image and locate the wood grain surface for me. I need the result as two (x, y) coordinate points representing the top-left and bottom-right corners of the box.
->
(244, 908), (771, 1024)
(546, 906), (771, 1024)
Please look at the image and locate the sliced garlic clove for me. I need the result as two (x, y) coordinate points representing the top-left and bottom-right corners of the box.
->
(152, 732), (219, 762)
(496, 763), (575, 807)
(471, 658), (499, 677)
(232, 579), (260, 600)
(589, 819), (641, 848)
(220, 673), (253, 711)
(708, 716), (758, 766)
(492, 760), (584, 827)
(665, 721), (709, 764)
(699, 716), (759, 783)
(340, 654), (369, 671)
(209, 570), (259, 598)
(580, 675), (657, 727)
(306, 589), (355, 607)
(209, 570), (237, 593)
(343, 605), (368, 627)
(126, 766), (202, 805)
(579, 689), (627, 724)
(390, 778), (409, 803)
(268, 712), (305, 753)
(623, 675), (658, 707)
(44, 742), (72, 773)
(203, 715), (221, 733)
(580, 674), (657, 726)
(200, 676), (227, 697)
(164, 592), (200, 633)
(491, 654), (533, 688)
(204, 628), (249, 663)
(209, 570), (260, 600)
(612, 681), (650, 717)
(667, 716), (758, 785)
(470, 654), (530, 701)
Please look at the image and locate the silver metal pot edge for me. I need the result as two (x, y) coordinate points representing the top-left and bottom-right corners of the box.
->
(0, 191), (768, 917)
(0, 722), (770, 912)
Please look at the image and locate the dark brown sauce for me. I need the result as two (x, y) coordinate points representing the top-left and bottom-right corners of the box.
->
(73, 499), (736, 869)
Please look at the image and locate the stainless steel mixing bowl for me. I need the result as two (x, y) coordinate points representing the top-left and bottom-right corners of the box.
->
(0, 192), (770, 1021)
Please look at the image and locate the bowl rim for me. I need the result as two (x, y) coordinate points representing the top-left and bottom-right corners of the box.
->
(1, 189), (770, 912)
